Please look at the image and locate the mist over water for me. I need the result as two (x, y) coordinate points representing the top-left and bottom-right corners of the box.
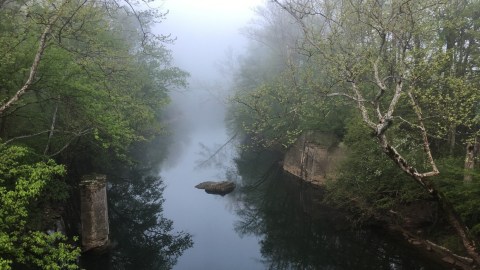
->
(157, 0), (261, 169)
(156, 1), (266, 269)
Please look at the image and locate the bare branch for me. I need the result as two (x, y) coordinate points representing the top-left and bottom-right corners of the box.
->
(123, 0), (147, 45)
(0, 97), (58, 118)
(350, 81), (376, 129)
(195, 132), (237, 168)
(394, 116), (422, 130)
(378, 134), (430, 188)
(44, 100), (59, 155)
(372, 58), (388, 119)
(407, 90), (439, 177)
(48, 128), (93, 157)
(373, 59), (386, 93)
(233, 97), (257, 113)
(326, 92), (368, 102)
(375, 77), (404, 136)
(385, 78), (403, 120)
(272, 0), (325, 54)
(56, 0), (88, 44)
(3, 130), (51, 145)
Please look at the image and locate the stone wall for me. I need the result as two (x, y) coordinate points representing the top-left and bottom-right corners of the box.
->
(283, 132), (344, 186)
(80, 174), (109, 252)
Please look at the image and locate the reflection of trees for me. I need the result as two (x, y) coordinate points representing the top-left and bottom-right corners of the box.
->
(195, 134), (238, 171)
(234, 150), (444, 270)
(107, 169), (193, 270)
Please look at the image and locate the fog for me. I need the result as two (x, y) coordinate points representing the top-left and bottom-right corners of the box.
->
(156, 0), (265, 169)
(159, 0), (264, 131)
(153, 2), (267, 269)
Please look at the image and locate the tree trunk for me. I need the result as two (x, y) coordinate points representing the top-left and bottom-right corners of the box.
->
(378, 135), (480, 266)
(0, 117), (7, 140)
(449, 124), (456, 155)
(44, 101), (59, 155)
(464, 137), (479, 182)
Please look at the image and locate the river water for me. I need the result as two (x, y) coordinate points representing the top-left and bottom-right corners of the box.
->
(161, 126), (263, 269)
(81, 104), (447, 269)
(159, 123), (446, 270)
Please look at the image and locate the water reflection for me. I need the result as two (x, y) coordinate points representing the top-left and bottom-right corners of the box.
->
(161, 127), (263, 270)
(232, 149), (445, 270)
(81, 169), (193, 270)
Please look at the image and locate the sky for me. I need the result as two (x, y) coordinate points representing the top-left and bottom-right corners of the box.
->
(155, 0), (266, 132)
(159, 0), (265, 82)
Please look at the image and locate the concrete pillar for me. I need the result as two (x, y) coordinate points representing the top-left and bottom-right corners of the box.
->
(80, 174), (109, 252)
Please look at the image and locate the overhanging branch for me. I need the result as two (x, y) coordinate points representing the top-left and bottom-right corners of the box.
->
(0, 1), (69, 116)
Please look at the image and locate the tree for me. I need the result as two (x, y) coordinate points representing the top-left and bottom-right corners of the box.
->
(0, 144), (80, 269)
(0, 0), (187, 157)
(272, 0), (480, 265)
(229, 2), (349, 149)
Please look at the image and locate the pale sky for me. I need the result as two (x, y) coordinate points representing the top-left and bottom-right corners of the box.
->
(159, 0), (265, 82)
(154, 0), (266, 131)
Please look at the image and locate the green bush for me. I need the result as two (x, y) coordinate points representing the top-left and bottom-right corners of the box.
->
(0, 144), (80, 269)
(325, 117), (428, 223)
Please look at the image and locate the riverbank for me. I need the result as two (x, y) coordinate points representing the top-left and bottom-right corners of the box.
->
(281, 132), (476, 270)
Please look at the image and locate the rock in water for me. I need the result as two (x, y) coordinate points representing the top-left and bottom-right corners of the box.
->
(195, 181), (236, 196)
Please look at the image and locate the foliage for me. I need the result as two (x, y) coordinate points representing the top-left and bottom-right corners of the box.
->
(0, 144), (80, 269)
(413, 51), (480, 149)
(228, 3), (480, 265)
(231, 78), (304, 149)
(0, 0), (187, 158)
(436, 157), (480, 238)
(233, 70), (350, 148)
(228, 0), (480, 262)
(325, 117), (429, 222)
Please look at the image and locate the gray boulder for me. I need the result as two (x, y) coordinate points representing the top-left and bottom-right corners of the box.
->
(195, 181), (236, 196)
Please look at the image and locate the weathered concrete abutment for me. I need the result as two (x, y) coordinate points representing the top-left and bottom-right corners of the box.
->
(80, 174), (109, 252)
(283, 132), (345, 186)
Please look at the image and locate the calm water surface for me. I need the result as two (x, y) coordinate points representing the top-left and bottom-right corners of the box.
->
(159, 124), (446, 270)
(161, 126), (263, 270)
(82, 120), (447, 269)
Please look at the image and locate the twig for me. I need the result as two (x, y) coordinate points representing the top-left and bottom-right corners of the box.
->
(196, 133), (238, 168)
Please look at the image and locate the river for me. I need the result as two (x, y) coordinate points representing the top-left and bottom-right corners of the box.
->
(161, 126), (263, 269)
(159, 123), (446, 270)
(80, 108), (447, 269)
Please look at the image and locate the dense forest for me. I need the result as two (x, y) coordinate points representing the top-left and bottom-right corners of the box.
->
(0, 0), (192, 269)
(227, 0), (480, 267)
